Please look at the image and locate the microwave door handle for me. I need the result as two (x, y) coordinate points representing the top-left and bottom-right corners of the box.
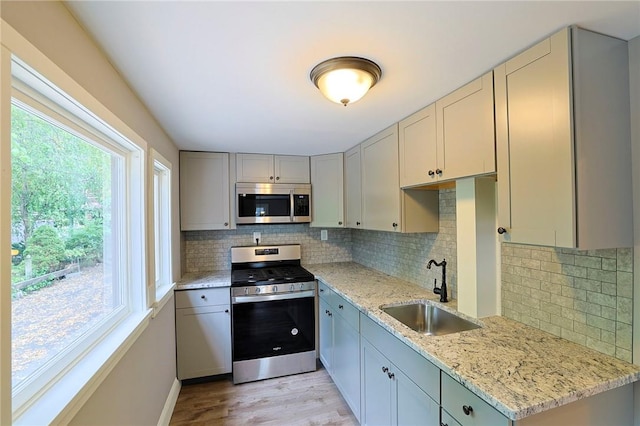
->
(290, 189), (294, 222)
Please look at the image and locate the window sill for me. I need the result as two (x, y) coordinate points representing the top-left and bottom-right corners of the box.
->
(153, 282), (176, 318)
(13, 309), (153, 425)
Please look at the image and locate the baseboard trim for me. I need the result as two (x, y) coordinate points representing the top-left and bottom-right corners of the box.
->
(157, 378), (181, 426)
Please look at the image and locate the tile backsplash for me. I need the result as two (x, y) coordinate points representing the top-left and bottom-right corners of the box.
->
(502, 243), (633, 362)
(182, 224), (352, 272)
(351, 188), (457, 298)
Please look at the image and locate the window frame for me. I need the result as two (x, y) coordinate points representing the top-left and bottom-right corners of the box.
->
(9, 56), (148, 422)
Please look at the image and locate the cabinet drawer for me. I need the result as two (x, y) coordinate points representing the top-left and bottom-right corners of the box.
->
(318, 280), (335, 303)
(442, 373), (508, 426)
(441, 408), (463, 426)
(361, 313), (439, 400)
(333, 295), (359, 331)
(175, 287), (230, 308)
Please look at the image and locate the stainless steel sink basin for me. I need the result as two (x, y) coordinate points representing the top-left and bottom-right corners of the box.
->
(382, 303), (481, 336)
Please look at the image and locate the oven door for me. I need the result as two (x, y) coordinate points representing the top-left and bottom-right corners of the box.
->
(231, 292), (316, 362)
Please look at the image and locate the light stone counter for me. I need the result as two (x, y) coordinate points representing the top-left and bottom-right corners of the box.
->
(306, 262), (640, 421)
(175, 270), (231, 290)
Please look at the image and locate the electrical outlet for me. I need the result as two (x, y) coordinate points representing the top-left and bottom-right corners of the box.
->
(253, 232), (261, 244)
(321, 230), (328, 241)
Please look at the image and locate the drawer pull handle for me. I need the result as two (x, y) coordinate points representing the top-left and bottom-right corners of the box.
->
(462, 405), (473, 416)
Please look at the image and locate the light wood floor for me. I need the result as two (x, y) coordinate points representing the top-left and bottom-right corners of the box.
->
(169, 365), (359, 425)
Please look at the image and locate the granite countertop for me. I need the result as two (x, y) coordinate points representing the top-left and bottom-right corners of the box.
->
(305, 262), (640, 421)
(175, 270), (231, 290)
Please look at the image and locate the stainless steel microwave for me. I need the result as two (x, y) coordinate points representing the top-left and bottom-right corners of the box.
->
(235, 183), (311, 224)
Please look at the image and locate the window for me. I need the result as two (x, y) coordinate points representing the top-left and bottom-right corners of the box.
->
(10, 58), (146, 418)
(151, 149), (173, 305)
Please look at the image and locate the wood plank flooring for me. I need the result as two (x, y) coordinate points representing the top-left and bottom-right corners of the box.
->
(169, 365), (359, 425)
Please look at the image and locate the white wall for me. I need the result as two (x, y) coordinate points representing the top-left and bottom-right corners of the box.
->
(1, 1), (180, 424)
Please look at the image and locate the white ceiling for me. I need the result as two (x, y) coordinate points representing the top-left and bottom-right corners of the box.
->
(64, 1), (640, 156)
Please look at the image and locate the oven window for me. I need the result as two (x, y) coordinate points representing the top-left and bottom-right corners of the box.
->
(232, 297), (315, 361)
(237, 194), (290, 217)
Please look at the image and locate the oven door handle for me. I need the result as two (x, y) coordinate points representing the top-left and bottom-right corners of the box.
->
(232, 290), (316, 304)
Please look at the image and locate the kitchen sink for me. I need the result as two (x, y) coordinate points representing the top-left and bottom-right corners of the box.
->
(381, 302), (481, 336)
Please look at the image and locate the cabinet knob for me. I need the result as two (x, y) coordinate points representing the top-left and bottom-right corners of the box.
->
(269, 176), (274, 180)
(497, 227), (507, 235)
(387, 371), (395, 379)
(462, 405), (473, 416)
(338, 221), (342, 225)
(224, 309), (229, 313)
(392, 222), (398, 228)
(224, 222), (229, 227)
(338, 304), (344, 309)
(435, 168), (443, 175)
(356, 221), (361, 226)
(276, 176), (280, 181)
(320, 288), (324, 293)
(428, 170), (435, 177)
(381, 366), (389, 373)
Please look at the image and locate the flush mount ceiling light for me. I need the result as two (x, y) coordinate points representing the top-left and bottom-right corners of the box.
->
(310, 56), (382, 106)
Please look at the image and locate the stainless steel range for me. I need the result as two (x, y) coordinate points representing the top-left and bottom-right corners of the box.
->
(230, 244), (316, 384)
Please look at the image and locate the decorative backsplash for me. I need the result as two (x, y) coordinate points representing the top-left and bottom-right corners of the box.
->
(351, 188), (457, 298)
(501, 244), (633, 362)
(182, 224), (352, 272)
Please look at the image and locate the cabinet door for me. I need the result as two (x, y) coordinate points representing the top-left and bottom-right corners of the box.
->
(180, 152), (230, 230)
(436, 71), (495, 182)
(176, 305), (232, 379)
(361, 125), (401, 232)
(236, 153), (274, 183)
(310, 153), (344, 227)
(274, 155), (310, 183)
(398, 103), (437, 188)
(319, 298), (333, 372)
(494, 30), (575, 247)
(333, 312), (361, 422)
(395, 369), (439, 426)
(361, 338), (393, 426)
(344, 145), (362, 229)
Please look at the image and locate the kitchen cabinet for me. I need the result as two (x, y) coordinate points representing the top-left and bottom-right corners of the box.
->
(360, 124), (439, 233)
(494, 26), (632, 249)
(344, 144), (362, 229)
(435, 71), (495, 182)
(310, 153), (344, 228)
(175, 287), (232, 380)
(360, 313), (439, 426)
(442, 372), (508, 426)
(179, 151), (231, 231)
(398, 103), (437, 188)
(318, 281), (361, 421)
(398, 72), (495, 188)
(236, 153), (310, 183)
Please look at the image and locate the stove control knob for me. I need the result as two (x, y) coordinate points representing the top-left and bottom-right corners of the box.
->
(299, 283), (304, 290)
(273, 286), (278, 293)
(290, 284), (295, 292)
(244, 288), (249, 295)
(255, 287), (261, 294)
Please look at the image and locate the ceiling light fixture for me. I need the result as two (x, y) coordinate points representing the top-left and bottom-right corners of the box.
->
(310, 56), (382, 106)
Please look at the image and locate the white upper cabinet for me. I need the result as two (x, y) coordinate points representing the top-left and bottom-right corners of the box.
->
(361, 125), (439, 233)
(310, 153), (344, 228)
(398, 72), (495, 188)
(436, 71), (495, 182)
(344, 145), (362, 229)
(236, 153), (310, 183)
(180, 151), (231, 231)
(398, 103), (437, 188)
(495, 27), (632, 249)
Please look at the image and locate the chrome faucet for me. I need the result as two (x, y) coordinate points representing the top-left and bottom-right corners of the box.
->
(427, 258), (448, 303)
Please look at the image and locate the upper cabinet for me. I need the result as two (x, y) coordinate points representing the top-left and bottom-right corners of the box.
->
(180, 151), (232, 231)
(435, 71), (495, 182)
(344, 145), (362, 229)
(495, 27), (632, 249)
(236, 153), (310, 183)
(310, 153), (344, 228)
(398, 72), (495, 188)
(361, 125), (439, 233)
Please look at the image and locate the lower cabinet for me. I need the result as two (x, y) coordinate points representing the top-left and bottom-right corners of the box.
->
(175, 288), (232, 380)
(318, 281), (361, 421)
(360, 314), (440, 426)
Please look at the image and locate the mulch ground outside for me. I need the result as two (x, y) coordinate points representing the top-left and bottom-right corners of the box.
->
(11, 264), (113, 384)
